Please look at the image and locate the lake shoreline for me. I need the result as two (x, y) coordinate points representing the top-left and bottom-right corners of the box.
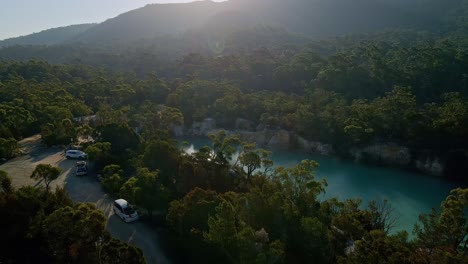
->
(176, 123), (467, 185)
(178, 136), (462, 234)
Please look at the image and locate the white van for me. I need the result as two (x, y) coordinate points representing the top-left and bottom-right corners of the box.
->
(113, 199), (139, 223)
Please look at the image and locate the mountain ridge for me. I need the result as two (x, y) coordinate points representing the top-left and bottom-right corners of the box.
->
(72, 0), (424, 44)
(0, 24), (96, 47)
(0, 0), (444, 47)
(70, 0), (227, 44)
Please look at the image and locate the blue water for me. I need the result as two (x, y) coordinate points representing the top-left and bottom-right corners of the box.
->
(180, 138), (460, 234)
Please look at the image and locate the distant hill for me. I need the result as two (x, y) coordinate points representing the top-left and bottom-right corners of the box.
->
(2, 0), (464, 48)
(229, 0), (424, 37)
(2, 0), (467, 54)
(71, 1), (226, 44)
(0, 26), (310, 70)
(0, 24), (96, 47)
(71, 0), (428, 44)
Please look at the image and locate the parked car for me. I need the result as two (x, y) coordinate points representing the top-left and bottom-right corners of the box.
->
(65, 150), (87, 159)
(75, 161), (88, 176)
(76, 161), (87, 167)
(75, 166), (88, 176)
(113, 199), (139, 223)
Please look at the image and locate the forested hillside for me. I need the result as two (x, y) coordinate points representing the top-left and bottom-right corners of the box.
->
(0, 0), (467, 263)
(76, 0), (419, 43)
(0, 24), (96, 47)
(1, 34), (468, 180)
(4, 0), (468, 50)
(0, 0), (453, 47)
(0, 60), (466, 263)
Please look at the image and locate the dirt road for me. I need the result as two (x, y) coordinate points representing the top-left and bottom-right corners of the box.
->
(0, 135), (169, 264)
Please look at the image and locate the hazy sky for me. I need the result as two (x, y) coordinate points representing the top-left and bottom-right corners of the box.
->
(0, 0), (224, 40)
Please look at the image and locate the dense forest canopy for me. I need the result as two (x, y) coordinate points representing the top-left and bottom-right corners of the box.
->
(0, 0), (467, 263)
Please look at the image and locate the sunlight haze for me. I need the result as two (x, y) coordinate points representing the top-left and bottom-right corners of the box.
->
(0, 0), (467, 262)
(0, 0), (224, 40)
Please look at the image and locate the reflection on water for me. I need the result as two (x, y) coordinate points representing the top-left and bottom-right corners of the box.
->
(180, 137), (460, 234)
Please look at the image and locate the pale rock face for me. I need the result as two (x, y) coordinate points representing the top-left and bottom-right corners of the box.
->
(236, 129), (291, 149)
(351, 143), (411, 166)
(236, 131), (268, 146)
(267, 130), (291, 149)
(187, 120), (334, 153)
(349, 148), (362, 162)
(415, 156), (444, 177)
(295, 136), (310, 150)
(311, 142), (334, 156)
(185, 119), (448, 177)
(295, 135), (334, 156)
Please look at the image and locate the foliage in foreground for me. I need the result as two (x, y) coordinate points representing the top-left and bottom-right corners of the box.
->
(0, 171), (146, 264)
(78, 121), (468, 263)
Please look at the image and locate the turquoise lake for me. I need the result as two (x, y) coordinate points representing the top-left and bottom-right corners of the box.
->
(180, 138), (461, 234)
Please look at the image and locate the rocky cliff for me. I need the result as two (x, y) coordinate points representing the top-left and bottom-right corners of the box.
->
(183, 118), (334, 154)
(179, 118), (450, 178)
(350, 144), (411, 166)
(415, 155), (444, 177)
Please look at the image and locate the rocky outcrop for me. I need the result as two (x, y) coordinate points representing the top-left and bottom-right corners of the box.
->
(295, 135), (334, 156)
(185, 119), (292, 149)
(182, 119), (451, 178)
(267, 130), (291, 149)
(348, 144), (451, 177)
(236, 130), (336, 153)
(185, 118), (334, 153)
(415, 156), (444, 177)
(236, 131), (269, 146)
(351, 144), (411, 166)
(236, 129), (292, 150)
